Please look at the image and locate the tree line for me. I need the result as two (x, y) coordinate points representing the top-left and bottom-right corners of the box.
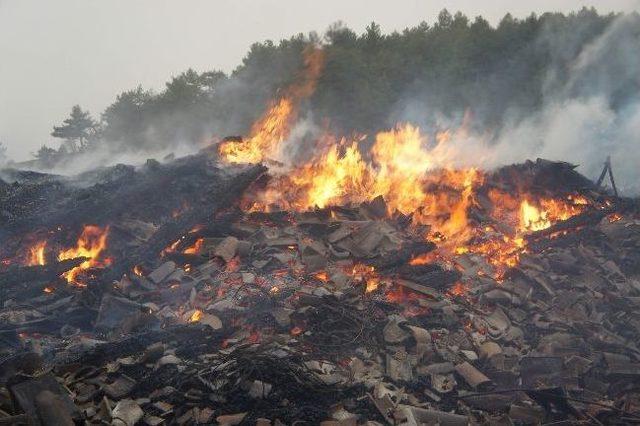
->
(36, 8), (628, 165)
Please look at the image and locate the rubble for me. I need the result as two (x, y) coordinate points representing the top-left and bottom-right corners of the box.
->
(1, 154), (640, 424)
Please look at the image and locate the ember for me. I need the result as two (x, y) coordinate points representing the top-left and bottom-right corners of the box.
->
(189, 309), (203, 322)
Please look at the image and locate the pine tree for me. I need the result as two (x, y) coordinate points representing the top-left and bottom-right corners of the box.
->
(51, 105), (97, 152)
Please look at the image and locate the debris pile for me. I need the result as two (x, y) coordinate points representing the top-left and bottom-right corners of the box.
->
(1, 149), (640, 425)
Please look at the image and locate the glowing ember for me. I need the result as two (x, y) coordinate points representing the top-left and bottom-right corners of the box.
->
(133, 264), (144, 276)
(247, 328), (262, 344)
(58, 225), (110, 286)
(448, 282), (469, 297)
(384, 285), (430, 317)
(350, 263), (380, 293)
(27, 241), (47, 266)
(314, 271), (329, 282)
(290, 326), (303, 336)
(409, 252), (438, 265)
(183, 238), (204, 255)
(225, 256), (241, 272)
(189, 309), (203, 322)
(608, 213), (623, 223)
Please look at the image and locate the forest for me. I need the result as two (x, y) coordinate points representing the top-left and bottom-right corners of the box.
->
(28, 8), (635, 167)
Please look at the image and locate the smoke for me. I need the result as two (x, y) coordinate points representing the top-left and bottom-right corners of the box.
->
(37, 141), (199, 177)
(9, 11), (640, 196)
(490, 13), (640, 194)
(390, 13), (640, 194)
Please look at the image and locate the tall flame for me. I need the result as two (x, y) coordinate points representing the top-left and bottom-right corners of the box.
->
(218, 46), (325, 164)
(58, 225), (110, 286)
(238, 119), (592, 277)
(245, 123), (484, 238)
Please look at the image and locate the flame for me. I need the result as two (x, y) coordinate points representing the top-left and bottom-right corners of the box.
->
(218, 47), (325, 164)
(244, 124), (484, 235)
(409, 252), (439, 265)
(608, 213), (623, 223)
(229, 89), (594, 280)
(27, 241), (47, 266)
(57, 225), (110, 286)
(520, 199), (551, 232)
(133, 264), (144, 277)
(314, 271), (329, 282)
(520, 197), (587, 232)
(189, 309), (203, 323)
(184, 238), (204, 255)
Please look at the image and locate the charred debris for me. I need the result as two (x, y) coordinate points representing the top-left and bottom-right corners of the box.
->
(1, 149), (640, 425)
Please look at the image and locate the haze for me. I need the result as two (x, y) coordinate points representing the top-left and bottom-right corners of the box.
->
(1, 0), (639, 160)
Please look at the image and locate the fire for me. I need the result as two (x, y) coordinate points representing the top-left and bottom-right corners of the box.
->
(27, 241), (47, 266)
(189, 309), (203, 323)
(290, 138), (369, 209)
(133, 264), (144, 277)
(608, 213), (623, 223)
(520, 200), (551, 232)
(184, 238), (204, 255)
(218, 98), (294, 164)
(249, 123), (484, 224)
(57, 225), (110, 286)
(349, 263), (380, 293)
(226, 76), (594, 282)
(520, 197), (587, 232)
(218, 47), (325, 164)
(313, 271), (329, 282)
(448, 282), (469, 297)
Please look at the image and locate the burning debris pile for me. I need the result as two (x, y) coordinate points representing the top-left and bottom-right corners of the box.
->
(1, 46), (640, 425)
(1, 142), (639, 425)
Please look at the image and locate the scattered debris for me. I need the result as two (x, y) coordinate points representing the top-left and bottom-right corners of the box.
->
(1, 154), (639, 423)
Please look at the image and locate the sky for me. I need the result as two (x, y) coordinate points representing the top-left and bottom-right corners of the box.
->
(1, 0), (639, 161)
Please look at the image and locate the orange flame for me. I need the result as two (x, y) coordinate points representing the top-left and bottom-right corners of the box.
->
(183, 238), (204, 255)
(57, 225), (110, 286)
(218, 47), (325, 164)
(27, 241), (47, 266)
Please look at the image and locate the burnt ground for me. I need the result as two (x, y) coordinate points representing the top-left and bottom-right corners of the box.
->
(1, 152), (640, 425)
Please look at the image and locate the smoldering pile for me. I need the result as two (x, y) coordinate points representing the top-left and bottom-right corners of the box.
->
(1, 145), (639, 425)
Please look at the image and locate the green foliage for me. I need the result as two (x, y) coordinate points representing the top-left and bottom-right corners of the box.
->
(51, 105), (98, 152)
(47, 8), (627, 156)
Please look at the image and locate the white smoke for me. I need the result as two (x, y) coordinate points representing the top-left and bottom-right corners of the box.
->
(489, 14), (640, 194)
(414, 13), (640, 194)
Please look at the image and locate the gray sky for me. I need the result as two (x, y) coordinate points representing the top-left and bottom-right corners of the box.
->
(1, 0), (639, 161)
